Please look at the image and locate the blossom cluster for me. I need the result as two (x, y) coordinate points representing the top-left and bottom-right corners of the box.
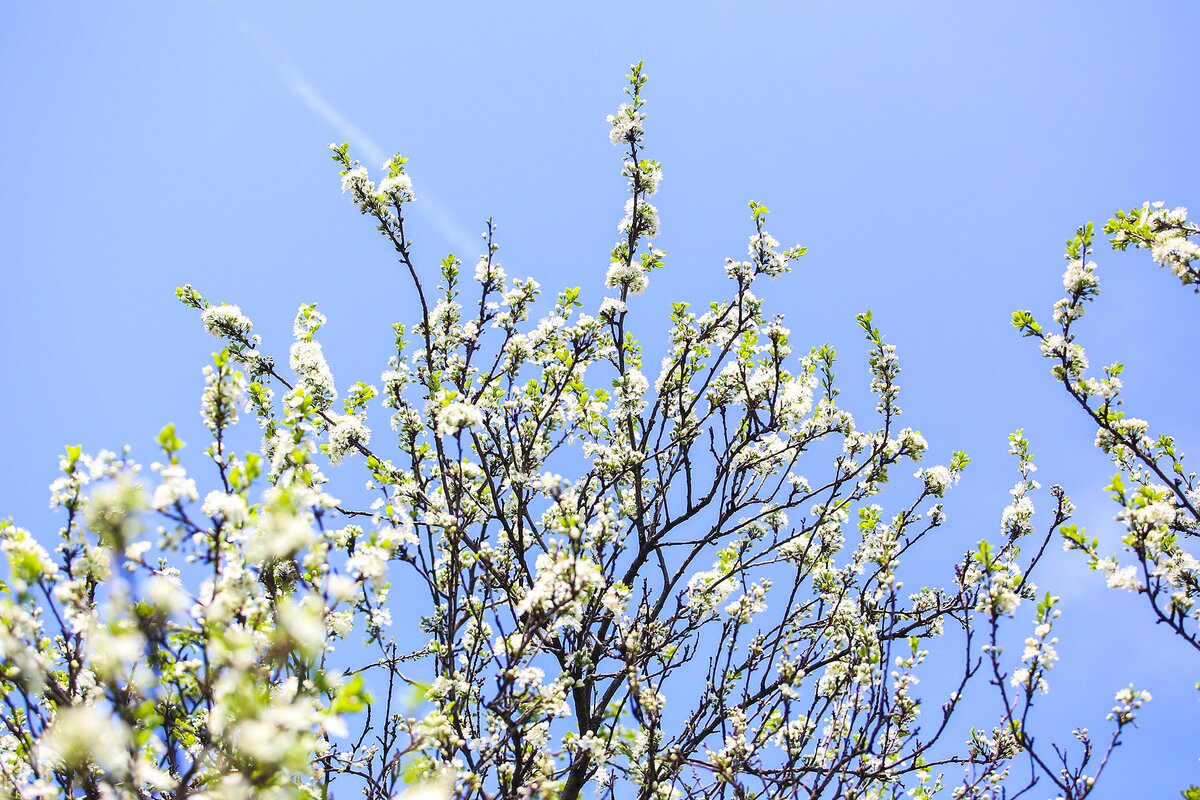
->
(1107, 201), (1200, 289)
(1018, 205), (1200, 661)
(0, 65), (1146, 800)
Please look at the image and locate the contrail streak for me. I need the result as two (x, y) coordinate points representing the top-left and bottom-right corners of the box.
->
(219, 3), (480, 257)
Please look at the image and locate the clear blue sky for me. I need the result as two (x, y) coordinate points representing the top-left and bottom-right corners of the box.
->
(2, 2), (1198, 793)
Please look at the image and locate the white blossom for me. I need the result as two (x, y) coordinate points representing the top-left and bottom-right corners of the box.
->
(201, 303), (253, 340)
(327, 414), (370, 465)
(436, 401), (483, 437)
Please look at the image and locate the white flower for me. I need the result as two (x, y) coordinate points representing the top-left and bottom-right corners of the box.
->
(327, 415), (370, 465)
(293, 304), (327, 341)
(1132, 501), (1175, 528)
(151, 465), (198, 511)
(249, 501), (315, 562)
(85, 480), (147, 548)
(724, 580), (770, 623)
(0, 524), (58, 592)
(201, 490), (249, 525)
(686, 567), (736, 616)
(1105, 564), (1142, 592)
(605, 260), (648, 295)
(602, 582), (631, 617)
(613, 370), (649, 416)
(289, 340), (337, 410)
(897, 428), (928, 460)
(1001, 492), (1035, 538)
(326, 574), (358, 602)
(276, 599), (326, 658)
(340, 165), (372, 194)
(618, 197), (660, 239)
(39, 705), (130, 773)
(200, 304), (253, 340)
(1108, 685), (1151, 723)
(1039, 333), (1088, 373)
(124, 540), (151, 561)
(376, 172), (415, 202)
(517, 551), (606, 632)
(347, 543), (391, 583)
(147, 575), (187, 613)
(200, 363), (245, 434)
(599, 296), (627, 317)
(326, 609), (354, 639)
(915, 465), (955, 497)
(474, 256), (506, 287)
(635, 160), (662, 195)
(1062, 259), (1098, 294)
(436, 401), (484, 437)
(606, 103), (643, 145)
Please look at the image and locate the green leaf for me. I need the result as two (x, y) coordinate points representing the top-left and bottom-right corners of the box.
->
(331, 673), (372, 715)
(157, 423), (184, 459)
(1105, 472), (1126, 502)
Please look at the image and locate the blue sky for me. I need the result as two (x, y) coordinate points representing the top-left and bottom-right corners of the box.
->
(2, 2), (1198, 793)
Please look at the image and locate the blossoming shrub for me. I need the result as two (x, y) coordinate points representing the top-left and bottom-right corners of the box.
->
(1016, 203), (1200, 651)
(0, 64), (1148, 800)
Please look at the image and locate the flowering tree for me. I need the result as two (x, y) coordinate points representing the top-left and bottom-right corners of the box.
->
(0, 65), (1151, 800)
(1015, 204), (1200, 651)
